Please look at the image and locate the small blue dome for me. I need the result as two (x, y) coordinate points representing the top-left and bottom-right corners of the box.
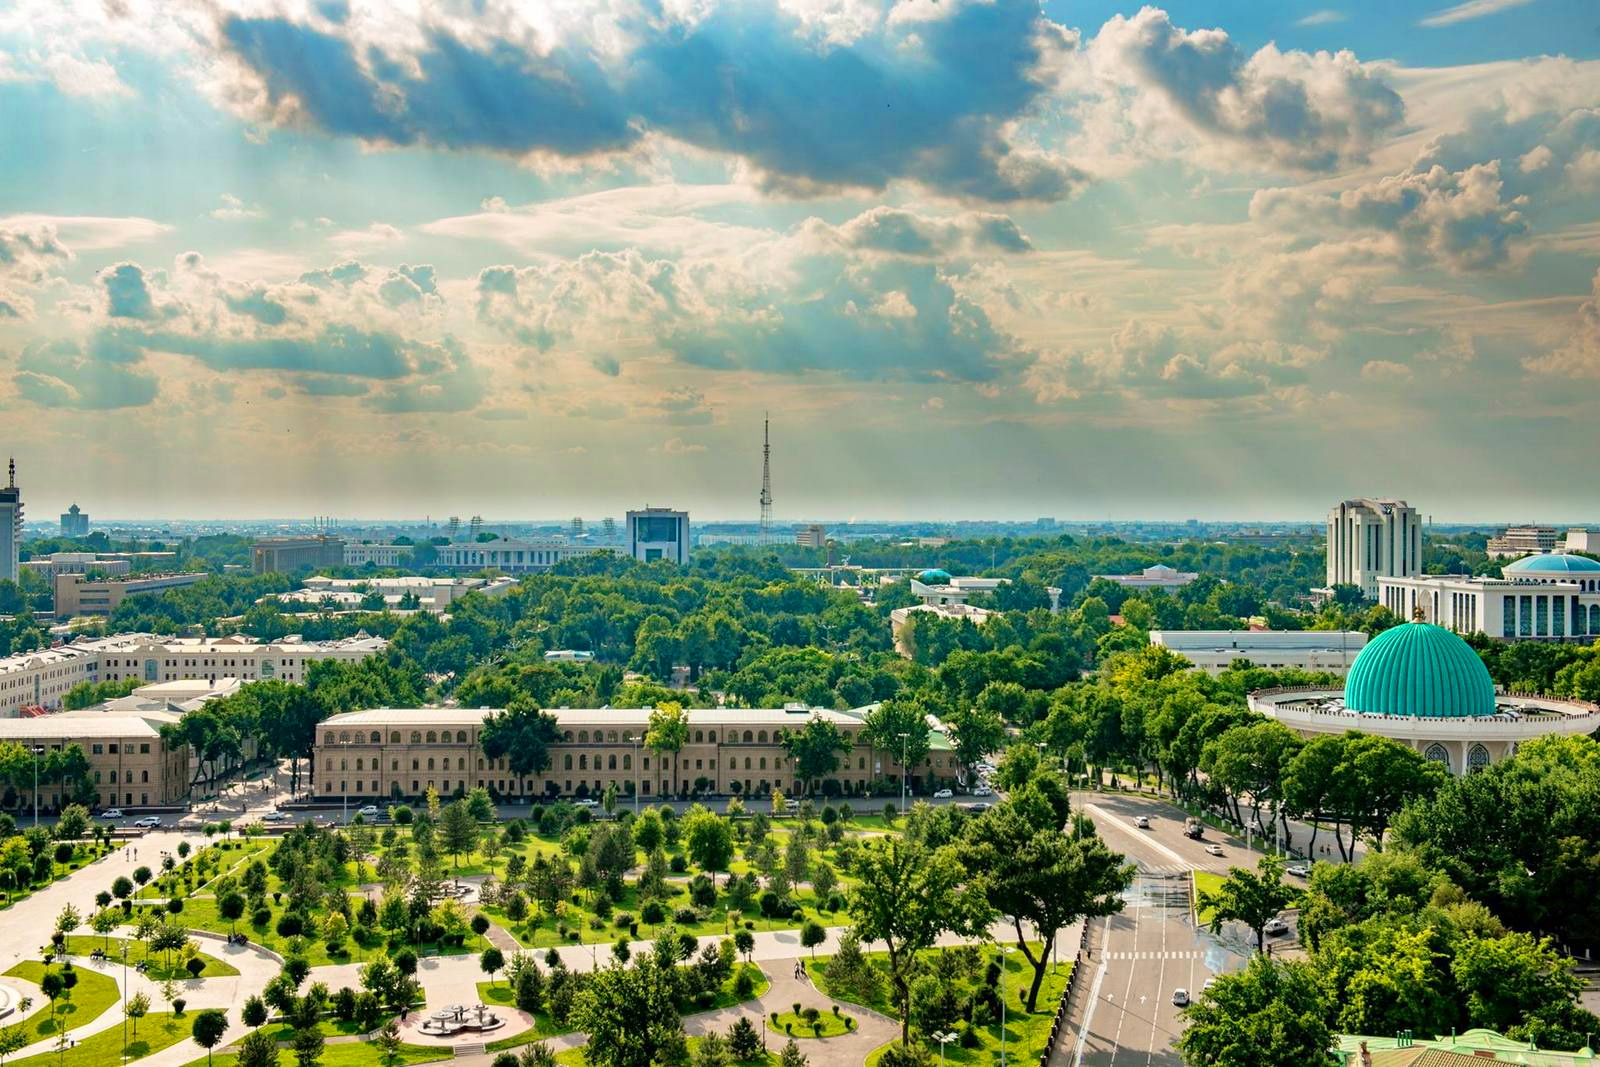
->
(1344, 623), (1497, 719)
(1503, 554), (1600, 577)
(918, 569), (953, 585)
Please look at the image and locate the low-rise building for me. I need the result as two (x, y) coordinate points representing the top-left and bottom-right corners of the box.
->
(434, 539), (609, 574)
(54, 571), (207, 619)
(1485, 525), (1560, 559)
(0, 713), (190, 809)
(1150, 630), (1368, 675)
(1377, 553), (1600, 641)
(311, 704), (958, 803)
(0, 632), (388, 717)
(888, 570), (1007, 657)
(252, 537), (346, 574)
(21, 553), (131, 580)
(1091, 564), (1199, 591)
(270, 575), (516, 614)
(794, 525), (827, 549)
(343, 543), (415, 567)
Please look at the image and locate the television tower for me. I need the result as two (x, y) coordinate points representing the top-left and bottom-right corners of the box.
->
(758, 413), (773, 545)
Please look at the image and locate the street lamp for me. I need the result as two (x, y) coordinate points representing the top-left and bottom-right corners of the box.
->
(897, 732), (910, 815)
(933, 1030), (956, 1066)
(31, 744), (45, 827)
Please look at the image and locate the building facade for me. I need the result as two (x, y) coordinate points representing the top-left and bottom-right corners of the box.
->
(0, 632), (387, 717)
(252, 537), (346, 574)
(433, 539), (608, 573)
(1486, 525), (1559, 559)
(0, 714), (190, 809)
(271, 575), (516, 613)
(342, 543), (414, 567)
(1150, 630), (1368, 675)
(1091, 564), (1199, 591)
(54, 571), (207, 618)
(627, 508), (690, 564)
(1326, 498), (1421, 597)
(0, 460), (20, 585)
(59, 504), (89, 538)
(21, 553), (130, 580)
(795, 525), (827, 549)
(1378, 553), (1600, 641)
(312, 705), (960, 803)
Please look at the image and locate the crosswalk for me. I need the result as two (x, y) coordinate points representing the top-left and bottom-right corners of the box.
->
(1135, 864), (1192, 878)
(1102, 949), (1206, 961)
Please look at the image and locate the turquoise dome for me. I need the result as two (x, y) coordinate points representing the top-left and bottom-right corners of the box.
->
(1503, 554), (1600, 577)
(918, 569), (953, 585)
(1343, 623), (1497, 719)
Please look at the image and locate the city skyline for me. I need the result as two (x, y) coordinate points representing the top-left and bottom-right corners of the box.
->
(2, 1), (1598, 521)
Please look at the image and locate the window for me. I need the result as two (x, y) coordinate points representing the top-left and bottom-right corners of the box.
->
(579, 730), (590, 743)
(426, 731), (437, 743)
(390, 731), (401, 743)
(694, 731), (703, 743)
(427, 758), (435, 771)
(622, 755), (631, 770)
(92, 744), (103, 755)
(412, 759), (419, 770)
(411, 731), (422, 743)
(564, 755), (573, 770)
(1424, 744), (1450, 773)
(608, 755), (617, 770)
(759, 758), (767, 770)
(743, 731), (753, 743)
(141, 770), (148, 783)
(579, 755), (588, 770)
(370, 731), (381, 743)
(744, 757), (751, 770)
(758, 731), (768, 743)
(1467, 744), (1491, 774)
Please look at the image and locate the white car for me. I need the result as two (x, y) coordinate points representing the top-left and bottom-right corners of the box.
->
(1286, 864), (1310, 878)
(973, 786), (994, 797)
(1205, 843), (1224, 856)
(260, 811), (291, 823)
(356, 805), (380, 817)
(99, 809), (124, 820)
(1264, 918), (1290, 936)
(1134, 816), (1150, 829)
(132, 816), (161, 829)
(573, 798), (599, 807)
(1171, 988), (1190, 1007)
(933, 789), (953, 799)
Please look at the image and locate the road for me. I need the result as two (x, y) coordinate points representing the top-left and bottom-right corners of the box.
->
(1052, 792), (1258, 1066)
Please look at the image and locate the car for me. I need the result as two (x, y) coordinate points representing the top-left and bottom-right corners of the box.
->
(1264, 918), (1290, 936)
(784, 798), (800, 809)
(1134, 815), (1151, 829)
(1286, 863), (1310, 878)
(1171, 988), (1190, 1007)
(933, 789), (953, 799)
(99, 809), (124, 820)
(132, 816), (161, 829)
(1205, 843), (1224, 856)
(356, 805), (380, 817)
(573, 798), (599, 807)
(973, 786), (993, 797)
(260, 811), (291, 823)
(968, 803), (991, 812)
(1202, 977), (1218, 992)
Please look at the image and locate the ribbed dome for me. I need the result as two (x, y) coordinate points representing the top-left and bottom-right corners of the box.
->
(918, 569), (953, 585)
(1503, 554), (1600, 577)
(1344, 623), (1497, 719)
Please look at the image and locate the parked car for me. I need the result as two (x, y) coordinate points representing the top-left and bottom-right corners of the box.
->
(356, 805), (380, 817)
(1286, 863), (1310, 878)
(260, 811), (291, 823)
(933, 788), (953, 799)
(1205, 843), (1224, 856)
(132, 816), (161, 829)
(967, 803), (991, 812)
(1264, 917), (1290, 936)
(1134, 816), (1151, 829)
(973, 786), (994, 797)
(99, 809), (124, 820)
(1171, 988), (1190, 1007)
(573, 798), (599, 807)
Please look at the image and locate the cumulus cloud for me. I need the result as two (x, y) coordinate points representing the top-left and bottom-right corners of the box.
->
(0, 223), (71, 318)
(826, 207), (1032, 257)
(14, 338), (159, 409)
(205, 0), (1084, 201)
(1525, 268), (1600, 378)
(210, 194), (264, 221)
(1085, 6), (1404, 173)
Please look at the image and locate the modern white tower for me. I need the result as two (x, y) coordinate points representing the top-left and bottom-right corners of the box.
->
(1327, 497), (1421, 598)
(0, 459), (21, 585)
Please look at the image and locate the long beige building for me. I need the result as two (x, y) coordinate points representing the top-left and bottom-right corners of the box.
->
(54, 571), (207, 619)
(0, 632), (388, 717)
(313, 705), (959, 803)
(0, 713), (190, 809)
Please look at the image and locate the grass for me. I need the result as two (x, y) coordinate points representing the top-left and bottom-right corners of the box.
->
(0, 843), (120, 911)
(814, 942), (1074, 1067)
(61, 936), (239, 980)
(2, 962), (120, 1043)
(474, 984), (573, 1041)
(7, 1012), (188, 1067)
(766, 1009), (855, 1038)
(552, 1039), (773, 1066)
(193, 1039), (453, 1066)
(250, 1019), (374, 1043)
(1192, 870), (1226, 927)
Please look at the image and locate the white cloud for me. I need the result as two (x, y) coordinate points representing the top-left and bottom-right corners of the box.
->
(0, 214), (169, 251)
(209, 194), (265, 221)
(1418, 0), (1536, 28)
(1295, 10), (1347, 26)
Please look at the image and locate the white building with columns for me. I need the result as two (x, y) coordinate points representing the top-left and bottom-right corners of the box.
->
(1377, 553), (1600, 641)
(1325, 497), (1421, 598)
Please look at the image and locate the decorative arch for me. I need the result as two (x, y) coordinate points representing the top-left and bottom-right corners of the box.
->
(1467, 744), (1491, 773)
(1423, 743), (1451, 773)
(425, 731), (437, 743)
(410, 731), (422, 744)
(456, 730), (468, 743)
(370, 731), (381, 744)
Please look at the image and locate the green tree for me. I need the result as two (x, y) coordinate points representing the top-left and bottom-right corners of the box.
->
(481, 947), (505, 987)
(845, 837), (992, 1045)
(645, 704), (690, 799)
(480, 698), (561, 778)
(193, 1009), (230, 1066)
(800, 921), (826, 959)
(683, 809), (734, 885)
(126, 991), (151, 1035)
(779, 718), (850, 796)
(1198, 856), (1297, 955)
(236, 1028), (282, 1067)
(440, 800), (480, 870)
(372, 1020), (403, 1067)
(862, 700), (932, 780)
(1179, 954), (1335, 1067)
(944, 703), (1007, 781)
(570, 954), (689, 1067)
(292, 1022), (324, 1067)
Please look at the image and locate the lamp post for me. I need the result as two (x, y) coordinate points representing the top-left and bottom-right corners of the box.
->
(933, 1030), (956, 1066)
(31, 744), (45, 827)
(628, 735), (641, 815)
(897, 732), (910, 815)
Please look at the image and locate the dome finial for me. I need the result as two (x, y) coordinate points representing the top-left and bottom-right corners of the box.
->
(1412, 604), (1426, 623)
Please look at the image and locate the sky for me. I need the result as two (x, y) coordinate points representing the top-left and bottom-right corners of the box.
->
(1, 0), (1598, 524)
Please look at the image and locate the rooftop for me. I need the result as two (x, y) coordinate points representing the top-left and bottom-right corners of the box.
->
(1343, 623), (1498, 719)
(1504, 553), (1600, 576)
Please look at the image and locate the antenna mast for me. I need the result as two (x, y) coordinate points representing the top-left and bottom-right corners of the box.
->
(759, 413), (773, 545)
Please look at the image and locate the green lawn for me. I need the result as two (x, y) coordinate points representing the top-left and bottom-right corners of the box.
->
(472, 986), (573, 1043)
(193, 1038), (452, 1067)
(7, 1012), (189, 1067)
(553, 1038), (773, 1066)
(1192, 870), (1226, 927)
(0, 844), (120, 911)
(766, 1009), (855, 1039)
(61, 936), (239, 980)
(3, 962), (120, 1044)
(814, 942), (1073, 1067)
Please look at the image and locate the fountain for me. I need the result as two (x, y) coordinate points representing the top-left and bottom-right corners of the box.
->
(0, 983), (19, 1020)
(417, 1002), (506, 1037)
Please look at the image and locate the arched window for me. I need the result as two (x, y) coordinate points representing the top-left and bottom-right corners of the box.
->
(607, 731), (618, 743)
(425, 731), (437, 743)
(1423, 744), (1450, 773)
(456, 730), (468, 743)
(410, 731), (422, 744)
(579, 755), (588, 770)
(457, 757), (465, 770)
(412, 758), (419, 770)
(758, 731), (768, 743)
(694, 731), (703, 743)
(705, 731), (716, 743)
(744, 757), (751, 770)
(1468, 744), (1491, 773)
(324, 732), (334, 745)
(355, 758), (364, 771)
(1591, 605), (1600, 634)
(426, 758), (435, 771)
(743, 731), (753, 743)
(858, 757), (865, 769)
(578, 730), (589, 743)
(390, 731), (401, 743)
(759, 758), (767, 770)
(339, 731), (350, 742)
(370, 731), (381, 743)
(564, 731), (575, 742)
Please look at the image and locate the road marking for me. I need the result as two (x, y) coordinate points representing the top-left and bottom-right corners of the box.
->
(1084, 804), (1194, 869)
(1072, 934), (1111, 1067)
